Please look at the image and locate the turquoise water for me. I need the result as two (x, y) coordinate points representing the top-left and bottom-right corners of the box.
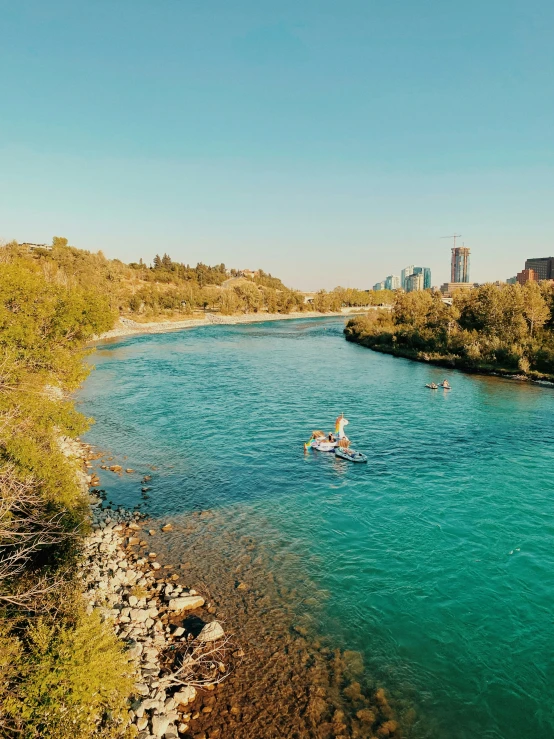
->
(79, 317), (554, 738)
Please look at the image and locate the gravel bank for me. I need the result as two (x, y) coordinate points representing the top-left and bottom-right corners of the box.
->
(94, 311), (350, 341)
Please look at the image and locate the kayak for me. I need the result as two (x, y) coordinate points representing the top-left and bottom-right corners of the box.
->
(425, 384), (438, 389)
(335, 447), (367, 463)
(439, 384), (452, 389)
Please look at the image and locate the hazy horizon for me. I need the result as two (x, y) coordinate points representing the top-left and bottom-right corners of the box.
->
(1, 1), (553, 290)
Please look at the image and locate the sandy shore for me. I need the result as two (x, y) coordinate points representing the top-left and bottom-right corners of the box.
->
(94, 310), (356, 342)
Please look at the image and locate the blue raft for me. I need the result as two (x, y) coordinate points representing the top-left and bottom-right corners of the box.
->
(335, 447), (367, 464)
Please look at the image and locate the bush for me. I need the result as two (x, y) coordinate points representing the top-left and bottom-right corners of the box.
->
(0, 611), (136, 739)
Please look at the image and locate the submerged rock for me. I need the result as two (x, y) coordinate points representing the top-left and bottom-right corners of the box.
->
(196, 621), (225, 643)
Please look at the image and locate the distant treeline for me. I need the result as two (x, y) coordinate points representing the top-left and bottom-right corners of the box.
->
(4, 238), (385, 319)
(345, 283), (554, 378)
(8, 239), (309, 317)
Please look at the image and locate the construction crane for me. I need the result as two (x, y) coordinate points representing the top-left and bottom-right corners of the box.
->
(441, 234), (462, 249)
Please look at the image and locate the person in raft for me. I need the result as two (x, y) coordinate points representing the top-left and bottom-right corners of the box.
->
(338, 438), (354, 456)
(305, 430), (325, 450)
(335, 413), (349, 440)
(442, 379), (451, 388)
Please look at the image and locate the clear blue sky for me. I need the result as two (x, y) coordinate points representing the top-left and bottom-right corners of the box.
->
(1, 0), (553, 289)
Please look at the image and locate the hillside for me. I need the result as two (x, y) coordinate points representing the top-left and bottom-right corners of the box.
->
(9, 238), (306, 318)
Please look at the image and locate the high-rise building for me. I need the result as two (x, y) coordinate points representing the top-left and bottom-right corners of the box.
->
(451, 247), (471, 283)
(373, 281), (385, 291)
(384, 275), (400, 290)
(506, 276), (517, 285)
(410, 266), (432, 289)
(401, 265), (414, 290)
(423, 267), (432, 289)
(516, 269), (536, 285)
(406, 273), (424, 292)
(524, 257), (554, 280)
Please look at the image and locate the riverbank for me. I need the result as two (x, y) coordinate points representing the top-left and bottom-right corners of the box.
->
(81, 498), (234, 738)
(95, 310), (359, 341)
(344, 335), (554, 385)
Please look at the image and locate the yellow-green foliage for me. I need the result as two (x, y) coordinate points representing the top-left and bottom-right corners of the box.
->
(0, 244), (135, 739)
(0, 256), (114, 389)
(345, 283), (554, 375)
(19, 238), (309, 317)
(0, 611), (136, 739)
(0, 251), (113, 510)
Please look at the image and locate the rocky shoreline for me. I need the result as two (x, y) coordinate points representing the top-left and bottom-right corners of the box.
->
(64, 438), (236, 739)
(81, 499), (233, 739)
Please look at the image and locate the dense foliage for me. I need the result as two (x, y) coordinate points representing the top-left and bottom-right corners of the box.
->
(312, 287), (394, 312)
(345, 283), (554, 377)
(0, 245), (134, 738)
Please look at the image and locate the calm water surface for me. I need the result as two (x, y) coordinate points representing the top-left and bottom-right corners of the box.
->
(79, 317), (554, 738)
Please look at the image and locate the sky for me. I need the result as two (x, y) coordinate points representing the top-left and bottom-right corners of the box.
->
(1, 0), (553, 290)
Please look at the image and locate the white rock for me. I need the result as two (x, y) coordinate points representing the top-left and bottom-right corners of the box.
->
(131, 609), (149, 623)
(151, 715), (170, 737)
(172, 626), (185, 637)
(196, 620), (225, 643)
(173, 685), (196, 707)
(168, 596), (204, 611)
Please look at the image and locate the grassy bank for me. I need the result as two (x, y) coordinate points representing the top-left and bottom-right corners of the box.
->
(344, 284), (554, 384)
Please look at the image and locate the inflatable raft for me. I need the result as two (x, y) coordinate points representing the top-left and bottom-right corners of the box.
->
(335, 447), (367, 463)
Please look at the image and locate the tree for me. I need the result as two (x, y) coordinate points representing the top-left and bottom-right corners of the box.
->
(522, 282), (550, 337)
(161, 253), (172, 269)
(153, 254), (162, 269)
(233, 282), (262, 312)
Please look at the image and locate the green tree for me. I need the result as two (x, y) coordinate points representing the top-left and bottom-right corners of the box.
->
(522, 282), (550, 337)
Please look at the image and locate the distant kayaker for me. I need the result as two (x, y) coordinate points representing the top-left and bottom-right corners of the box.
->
(442, 380), (450, 388)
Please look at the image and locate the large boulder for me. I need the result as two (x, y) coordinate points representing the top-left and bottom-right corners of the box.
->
(167, 595), (204, 611)
(196, 620), (225, 643)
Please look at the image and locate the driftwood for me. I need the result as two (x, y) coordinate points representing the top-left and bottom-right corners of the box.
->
(160, 631), (238, 689)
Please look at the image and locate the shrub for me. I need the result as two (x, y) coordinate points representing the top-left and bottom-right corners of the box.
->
(1, 611), (136, 739)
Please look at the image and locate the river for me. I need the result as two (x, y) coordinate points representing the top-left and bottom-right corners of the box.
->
(79, 316), (554, 738)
